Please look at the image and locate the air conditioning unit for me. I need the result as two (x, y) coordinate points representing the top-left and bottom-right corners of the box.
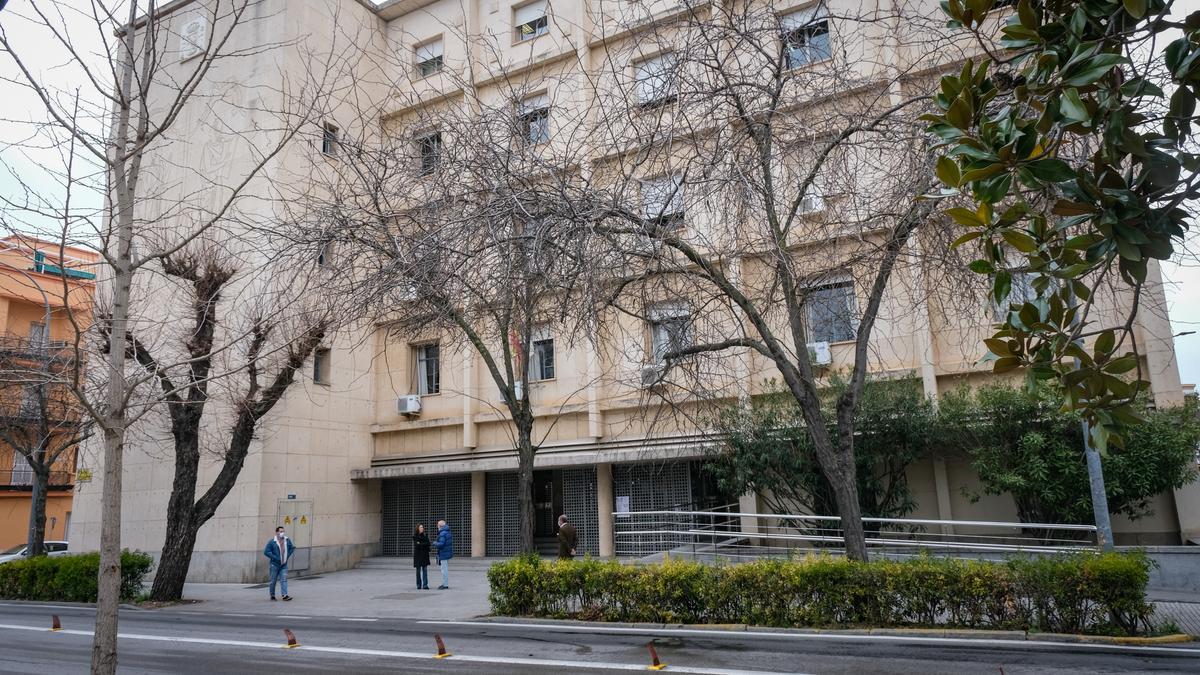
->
(640, 364), (665, 387)
(807, 341), (832, 366)
(799, 194), (825, 214)
(396, 395), (422, 416)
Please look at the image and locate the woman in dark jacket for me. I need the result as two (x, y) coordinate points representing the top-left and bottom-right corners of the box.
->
(412, 524), (431, 590)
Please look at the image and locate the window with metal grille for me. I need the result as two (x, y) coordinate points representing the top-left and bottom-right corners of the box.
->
(781, 5), (831, 69)
(517, 93), (550, 145)
(803, 280), (856, 343)
(312, 348), (331, 385)
(415, 343), (440, 395)
(381, 475), (472, 556)
(648, 303), (692, 363)
(416, 132), (442, 175)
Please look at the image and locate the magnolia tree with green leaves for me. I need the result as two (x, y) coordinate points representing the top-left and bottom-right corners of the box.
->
(925, 0), (1200, 451)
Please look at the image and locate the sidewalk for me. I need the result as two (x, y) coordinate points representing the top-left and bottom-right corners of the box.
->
(177, 557), (497, 621)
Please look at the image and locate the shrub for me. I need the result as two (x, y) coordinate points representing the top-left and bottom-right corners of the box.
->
(487, 552), (1153, 636)
(0, 551), (155, 603)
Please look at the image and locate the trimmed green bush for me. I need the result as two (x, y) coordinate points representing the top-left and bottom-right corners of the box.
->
(488, 552), (1153, 636)
(0, 551), (154, 603)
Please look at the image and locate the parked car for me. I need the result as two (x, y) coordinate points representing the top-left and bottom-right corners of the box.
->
(0, 541), (69, 564)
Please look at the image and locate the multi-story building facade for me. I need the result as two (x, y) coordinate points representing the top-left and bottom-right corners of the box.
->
(0, 236), (96, 549)
(68, 0), (1196, 582)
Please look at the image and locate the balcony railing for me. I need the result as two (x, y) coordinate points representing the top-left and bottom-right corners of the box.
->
(0, 333), (75, 362)
(0, 468), (74, 490)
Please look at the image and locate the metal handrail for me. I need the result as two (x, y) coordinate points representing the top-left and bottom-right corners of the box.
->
(612, 510), (1099, 532)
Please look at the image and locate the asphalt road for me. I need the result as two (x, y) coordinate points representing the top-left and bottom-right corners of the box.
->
(0, 602), (1197, 674)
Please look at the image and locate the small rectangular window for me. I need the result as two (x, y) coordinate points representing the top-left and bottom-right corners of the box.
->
(321, 122), (340, 156)
(415, 38), (444, 78)
(634, 53), (678, 106)
(313, 347), (332, 385)
(514, 0), (549, 41)
(416, 132), (442, 175)
(781, 6), (831, 69)
(641, 175), (685, 228)
(416, 343), (440, 395)
(9, 456), (33, 485)
(529, 337), (555, 381)
(804, 281), (856, 343)
(517, 93), (550, 145)
(28, 322), (48, 348)
(649, 304), (692, 363)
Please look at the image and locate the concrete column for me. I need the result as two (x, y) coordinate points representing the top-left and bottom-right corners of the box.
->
(738, 491), (760, 546)
(463, 349), (477, 449)
(596, 463), (614, 557)
(471, 471), (486, 557)
(933, 457), (955, 537)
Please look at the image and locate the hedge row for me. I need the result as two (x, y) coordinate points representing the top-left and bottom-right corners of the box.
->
(0, 551), (154, 602)
(488, 553), (1154, 635)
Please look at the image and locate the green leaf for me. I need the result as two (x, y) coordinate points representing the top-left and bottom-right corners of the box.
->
(951, 231), (983, 248)
(1001, 229), (1039, 253)
(961, 163), (1008, 184)
(1062, 54), (1126, 87)
(992, 356), (1022, 373)
(1025, 159), (1077, 182)
(1122, 0), (1147, 19)
(969, 259), (995, 274)
(946, 206), (987, 227)
(936, 156), (962, 187)
(1060, 88), (1090, 123)
(1105, 354), (1139, 374)
(1095, 330), (1115, 355)
(985, 337), (1013, 356)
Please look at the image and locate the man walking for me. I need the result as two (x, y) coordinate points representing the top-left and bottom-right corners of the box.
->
(263, 525), (295, 601)
(432, 519), (453, 589)
(557, 514), (577, 560)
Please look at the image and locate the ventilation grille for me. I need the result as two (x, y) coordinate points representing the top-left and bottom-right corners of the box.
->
(381, 475), (472, 557)
(613, 462), (693, 557)
(563, 466), (599, 556)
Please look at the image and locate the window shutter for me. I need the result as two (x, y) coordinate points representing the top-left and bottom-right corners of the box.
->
(519, 93), (549, 114)
(416, 38), (443, 62)
(780, 3), (827, 31)
(514, 0), (548, 26)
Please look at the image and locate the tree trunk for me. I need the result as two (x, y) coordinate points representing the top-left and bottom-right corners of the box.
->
(26, 463), (49, 557)
(516, 419), (536, 555)
(828, 450), (868, 562)
(150, 519), (200, 601)
(91, 425), (125, 675)
(149, 431), (201, 601)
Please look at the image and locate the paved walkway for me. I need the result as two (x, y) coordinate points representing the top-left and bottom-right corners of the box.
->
(178, 557), (496, 621)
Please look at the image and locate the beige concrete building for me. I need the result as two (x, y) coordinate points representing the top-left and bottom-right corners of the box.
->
(68, 0), (1197, 582)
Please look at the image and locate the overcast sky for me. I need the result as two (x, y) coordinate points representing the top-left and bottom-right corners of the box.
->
(0, 0), (1197, 388)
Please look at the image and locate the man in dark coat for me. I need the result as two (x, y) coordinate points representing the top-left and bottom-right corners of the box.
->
(557, 514), (577, 559)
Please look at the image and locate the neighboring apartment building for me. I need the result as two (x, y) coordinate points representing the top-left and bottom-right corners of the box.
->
(0, 236), (96, 549)
(68, 0), (1197, 583)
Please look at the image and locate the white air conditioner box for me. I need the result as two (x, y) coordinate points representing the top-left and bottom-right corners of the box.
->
(640, 364), (665, 387)
(396, 395), (422, 416)
(807, 341), (832, 366)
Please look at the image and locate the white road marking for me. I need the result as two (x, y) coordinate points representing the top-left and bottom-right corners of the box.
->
(419, 620), (1200, 657)
(338, 618), (377, 622)
(0, 602), (94, 612)
(0, 622), (791, 674)
(221, 613), (254, 618)
(278, 615), (309, 620)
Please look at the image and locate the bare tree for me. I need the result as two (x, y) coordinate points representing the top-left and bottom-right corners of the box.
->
(0, 1), (349, 668)
(557, 0), (975, 561)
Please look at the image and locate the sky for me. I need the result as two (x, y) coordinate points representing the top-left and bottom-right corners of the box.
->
(0, 0), (1198, 388)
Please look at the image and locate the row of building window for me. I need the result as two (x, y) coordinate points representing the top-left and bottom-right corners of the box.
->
(410, 3), (832, 85)
(308, 286), (856, 391)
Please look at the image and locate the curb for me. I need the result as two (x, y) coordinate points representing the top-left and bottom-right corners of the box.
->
(481, 616), (1195, 646)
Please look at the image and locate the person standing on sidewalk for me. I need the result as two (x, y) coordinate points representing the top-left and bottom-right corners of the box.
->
(432, 519), (453, 589)
(557, 514), (577, 560)
(263, 526), (295, 601)
(412, 523), (431, 590)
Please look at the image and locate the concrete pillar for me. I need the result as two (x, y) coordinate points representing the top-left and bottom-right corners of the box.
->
(471, 471), (486, 557)
(933, 457), (955, 537)
(463, 349), (477, 449)
(597, 463), (614, 557)
(738, 491), (760, 546)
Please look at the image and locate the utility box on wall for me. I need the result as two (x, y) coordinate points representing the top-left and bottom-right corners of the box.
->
(277, 498), (313, 572)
